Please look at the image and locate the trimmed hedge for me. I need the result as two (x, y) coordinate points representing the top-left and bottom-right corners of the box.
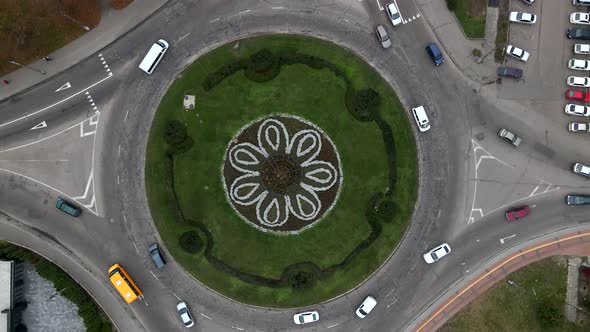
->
(0, 242), (112, 332)
(169, 48), (405, 290)
(179, 231), (203, 253)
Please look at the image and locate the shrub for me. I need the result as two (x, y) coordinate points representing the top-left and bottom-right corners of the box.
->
(446, 0), (457, 11)
(202, 60), (247, 91)
(164, 120), (187, 146)
(249, 49), (274, 73)
(167, 136), (194, 155)
(375, 199), (396, 223)
(536, 298), (563, 328)
(472, 48), (482, 57)
(348, 88), (381, 121)
(179, 231), (203, 253)
(288, 271), (316, 290)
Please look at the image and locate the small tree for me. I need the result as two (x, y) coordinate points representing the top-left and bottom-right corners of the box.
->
(179, 231), (203, 254)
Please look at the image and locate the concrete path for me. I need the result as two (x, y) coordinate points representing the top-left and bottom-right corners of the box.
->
(566, 257), (582, 322)
(0, 0), (169, 102)
(416, 0), (498, 83)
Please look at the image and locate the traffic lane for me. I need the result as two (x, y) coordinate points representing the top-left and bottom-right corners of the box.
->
(0, 56), (113, 128)
(0, 172), (185, 331)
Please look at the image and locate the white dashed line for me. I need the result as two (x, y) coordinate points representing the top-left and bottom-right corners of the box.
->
(149, 271), (159, 280)
(200, 313), (212, 320)
(327, 323), (340, 328)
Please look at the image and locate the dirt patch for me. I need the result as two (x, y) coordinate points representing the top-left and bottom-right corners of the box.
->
(0, 0), (100, 76)
(111, 0), (135, 10)
(468, 0), (487, 17)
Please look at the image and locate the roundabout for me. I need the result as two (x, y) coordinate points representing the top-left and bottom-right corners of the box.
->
(145, 35), (418, 307)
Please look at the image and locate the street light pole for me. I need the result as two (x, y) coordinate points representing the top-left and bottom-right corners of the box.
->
(8, 61), (46, 75)
(61, 12), (90, 31)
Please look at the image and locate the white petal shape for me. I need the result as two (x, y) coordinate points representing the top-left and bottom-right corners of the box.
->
(288, 184), (321, 221)
(256, 193), (289, 227)
(287, 129), (322, 166)
(301, 160), (339, 191)
(229, 142), (267, 174)
(229, 173), (266, 206)
(257, 119), (289, 155)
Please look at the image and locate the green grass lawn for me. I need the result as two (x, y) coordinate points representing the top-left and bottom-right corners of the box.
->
(450, 0), (487, 38)
(145, 35), (417, 306)
(440, 257), (587, 332)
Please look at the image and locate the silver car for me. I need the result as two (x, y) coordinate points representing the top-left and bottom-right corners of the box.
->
(498, 128), (522, 146)
(573, 162), (590, 177)
(375, 25), (392, 49)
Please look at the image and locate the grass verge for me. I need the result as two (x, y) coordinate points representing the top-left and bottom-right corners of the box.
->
(0, 241), (112, 332)
(440, 257), (587, 332)
(145, 35), (417, 307)
(0, 0), (100, 76)
(448, 0), (487, 38)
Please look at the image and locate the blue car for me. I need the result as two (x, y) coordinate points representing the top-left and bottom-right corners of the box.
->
(426, 43), (444, 66)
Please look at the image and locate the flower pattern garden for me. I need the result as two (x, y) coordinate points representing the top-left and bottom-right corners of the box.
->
(145, 35), (418, 306)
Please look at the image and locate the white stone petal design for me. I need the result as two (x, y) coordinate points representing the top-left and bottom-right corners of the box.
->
(288, 184), (321, 221)
(257, 119), (289, 155)
(229, 142), (267, 174)
(256, 193), (290, 227)
(287, 129), (322, 166)
(301, 160), (339, 191)
(229, 173), (266, 206)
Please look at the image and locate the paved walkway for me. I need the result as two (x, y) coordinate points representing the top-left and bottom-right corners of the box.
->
(566, 257), (582, 322)
(411, 229), (590, 332)
(0, 0), (169, 102)
(416, 0), (498, 83)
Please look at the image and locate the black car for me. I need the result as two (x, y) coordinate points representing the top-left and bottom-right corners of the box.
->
(568, 28), (590, 40)
(497, 67), (523, 79)
(566, 194), (590, 205)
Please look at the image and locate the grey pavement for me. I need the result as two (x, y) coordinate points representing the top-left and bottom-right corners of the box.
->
(416, 0), (498, 83)
(566, 257), (582, 322)
(21, 262), (85, 332)
(0, 0), (169, 102)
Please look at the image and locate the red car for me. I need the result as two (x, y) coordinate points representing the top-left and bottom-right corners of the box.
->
(565, 89), (590, 103)
(505, 206), (531, 221)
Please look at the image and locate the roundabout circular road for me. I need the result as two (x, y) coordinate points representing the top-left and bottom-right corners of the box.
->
(0, 0), (589, 331)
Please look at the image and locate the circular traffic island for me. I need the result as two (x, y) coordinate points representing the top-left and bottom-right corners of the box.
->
(145, 35), (417, 307)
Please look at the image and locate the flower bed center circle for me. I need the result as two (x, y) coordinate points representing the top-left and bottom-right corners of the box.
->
(261, 154), (302, 194)
(222, 115), (343, 234)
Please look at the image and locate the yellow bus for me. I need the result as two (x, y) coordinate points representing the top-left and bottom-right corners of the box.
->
(108, 264), (142, 304)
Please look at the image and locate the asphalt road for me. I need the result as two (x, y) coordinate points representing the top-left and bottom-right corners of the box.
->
(1, 0), (590, 331)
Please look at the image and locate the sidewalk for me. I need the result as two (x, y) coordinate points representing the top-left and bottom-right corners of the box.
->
(0, 0), (169, 102)
(410, 228), (590, 332)
(416, 0), (498, 84)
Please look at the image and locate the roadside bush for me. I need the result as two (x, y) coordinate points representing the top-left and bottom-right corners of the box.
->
(249, 49), (274, 73)
(245, 50), (280, 83)
(446, 0), (457, 11)
(167, 136), (194, 155)
(348, 88), (381, 121)
(288, 271), (316, 290)
(164, 120), (187, 146)
(179, 231), (203, 253)
(536, 298), (563, 328)
(375, 199), (396, 223)
(202, 60), (247, 91)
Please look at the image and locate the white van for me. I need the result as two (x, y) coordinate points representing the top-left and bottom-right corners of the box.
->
(139, 39), (169, 74)
(411, 105), (431, 132)
(574, 0), (590, 6)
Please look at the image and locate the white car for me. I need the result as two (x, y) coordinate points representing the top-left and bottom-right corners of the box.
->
(355, 296), (377, 318)
(568, 76), (590, 87)
(565, 104), (590, 116)
(573, 162), (590, 177)
(386, 2), (402, 26)
(575, 44), (590, 54)
(569, 122), (590, 132)
(571, 12), (590, 25)
(293, 310), (319, 325)
(423, 243), (451, 264)
(509, 12), (537, 24)
(176, 302), (195, 328)
(412, 105), (430, 132)
(569, 59), (590, 70)
(506, 45), (530, 62)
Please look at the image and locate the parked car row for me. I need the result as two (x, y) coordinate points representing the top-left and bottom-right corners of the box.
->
(498, 3), (540, 79)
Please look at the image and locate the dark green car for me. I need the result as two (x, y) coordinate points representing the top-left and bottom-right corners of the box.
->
(56, 197), (82, 217)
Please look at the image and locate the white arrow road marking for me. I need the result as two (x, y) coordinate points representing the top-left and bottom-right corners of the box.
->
(500, 234), (516, 244)
(376, 0), (384, 10)
(30, 121), (47, 130)
(55, 82), (71, 92)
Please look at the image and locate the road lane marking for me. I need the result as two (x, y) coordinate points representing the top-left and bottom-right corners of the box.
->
(200, 313), (212, 320)
(178, 32), (190, 41)
(132, 241), (139, 254)
(499, 234), (516, 244)
(375, 0), (384, 10)
(0, 74), (111, 128)
(124, 110), (129, 123)
(117, 175), (120, 184)
(55, 82), (71, 92)
(171, 292), (181, 300)
(30, 121), (47, 130)
(149, 271), (159, 280)
(118, 144), (121, 157)
(327, 323), (340, 328)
